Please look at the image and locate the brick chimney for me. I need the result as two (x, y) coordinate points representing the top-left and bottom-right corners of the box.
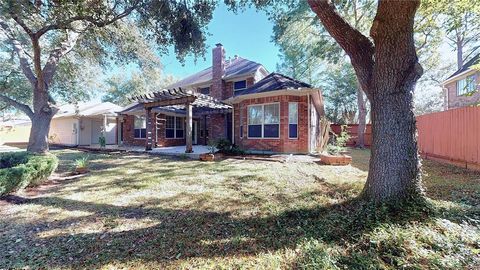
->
(211, 43), (225, 100)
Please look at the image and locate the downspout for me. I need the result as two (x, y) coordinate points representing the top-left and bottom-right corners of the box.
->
(307, 94), (311, 154)
(76, 118), (80, 146)
(232, 106), (235, 145)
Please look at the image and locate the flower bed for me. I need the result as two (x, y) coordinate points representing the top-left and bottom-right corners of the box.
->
(0, 151), (58, 196)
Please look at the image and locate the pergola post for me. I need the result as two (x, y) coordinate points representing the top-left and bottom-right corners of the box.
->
(185, 101), (193, 153)
(145, 108), (152, 151)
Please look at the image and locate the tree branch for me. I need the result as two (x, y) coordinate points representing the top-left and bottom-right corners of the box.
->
(307, 0), (374, 96)
(0, 94), (34, 119)
(11, 15), (34, 37)
(36, 2), (139, 38)
(0, 18), (37, 87)
(42, 30), (81, 86)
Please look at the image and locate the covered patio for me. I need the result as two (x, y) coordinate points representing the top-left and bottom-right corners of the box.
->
(129, 88), (232, 153)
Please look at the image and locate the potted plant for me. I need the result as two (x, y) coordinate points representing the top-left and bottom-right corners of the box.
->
(74, 156), (90, 174)
(200, 139), (217, 161)
(319, 125), (352, 165)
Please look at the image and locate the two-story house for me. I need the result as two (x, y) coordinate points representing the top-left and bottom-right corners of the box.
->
(443, 54), (480, 110)
(117, 44), (325, 154)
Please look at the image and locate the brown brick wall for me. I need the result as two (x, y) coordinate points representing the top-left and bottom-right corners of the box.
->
(122, 113), (189, 147)
(445, 71), (480, 109)
(211, 44), (225, 100)
(233, 95), (309, 154)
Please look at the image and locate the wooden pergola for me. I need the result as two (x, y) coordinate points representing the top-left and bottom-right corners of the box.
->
(130, 88), (232, 153)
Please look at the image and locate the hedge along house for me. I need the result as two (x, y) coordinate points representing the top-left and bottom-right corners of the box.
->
(118, 43), (326, 154)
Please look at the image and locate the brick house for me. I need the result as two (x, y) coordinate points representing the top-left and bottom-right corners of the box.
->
(117, 44), (325, 154)
(443, 54), (480, 110)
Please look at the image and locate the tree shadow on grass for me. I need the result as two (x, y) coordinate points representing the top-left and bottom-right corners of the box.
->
(0, 191), (438, 269)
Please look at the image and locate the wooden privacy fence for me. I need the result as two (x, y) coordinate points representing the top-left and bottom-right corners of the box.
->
(417, 107), (480, 171)
(330, 124), (372, 147)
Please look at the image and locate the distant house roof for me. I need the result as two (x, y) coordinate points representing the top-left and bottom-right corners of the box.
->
(234, 73), (312, 96)
(54, 102), (122, 118)
(446, 53), (480, 81)
(168, 57), (268, 88)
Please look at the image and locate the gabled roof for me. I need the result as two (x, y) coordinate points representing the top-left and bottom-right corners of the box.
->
(234, 73), (312, 96)
(446, 53), (480, 80)
(54, 102), (122, 118)
(168, 57), (268, 88)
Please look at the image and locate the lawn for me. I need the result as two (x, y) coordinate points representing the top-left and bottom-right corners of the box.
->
(0, 149), (479, 269)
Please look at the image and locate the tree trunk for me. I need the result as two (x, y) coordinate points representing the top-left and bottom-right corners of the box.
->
(456, 36), (464, 69)
(361, 2), (424, 203)
(27, 110), (55, 153)
(356, 85), (367, 148)
(363, 84), (423, 202)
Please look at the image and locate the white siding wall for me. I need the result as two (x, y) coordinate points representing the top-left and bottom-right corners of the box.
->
(79, 118), (92, 145)
(49, 118), (78, 146)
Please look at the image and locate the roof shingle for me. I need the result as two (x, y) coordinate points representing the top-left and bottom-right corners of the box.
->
(234, 73), (312, 96)
(447, 53), (480, 80)
(168, 57), (266, 88)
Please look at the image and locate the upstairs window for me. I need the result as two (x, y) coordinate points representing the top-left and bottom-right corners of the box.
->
(248, 103), (280, 138)
(165, 116), (184, 139)
(289, 102), (298, 139)
(134, 115), (146, 139)
(457, 75), (476, 96)
(199, 87), (210, 95)
(234, 80), (247, 91)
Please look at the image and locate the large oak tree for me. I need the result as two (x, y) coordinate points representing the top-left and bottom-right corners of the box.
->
(306, 0), (424, 202)
(0, 0), (215, 153)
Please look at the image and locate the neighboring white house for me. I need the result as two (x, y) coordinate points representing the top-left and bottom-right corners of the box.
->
(49, 102), (122, 146)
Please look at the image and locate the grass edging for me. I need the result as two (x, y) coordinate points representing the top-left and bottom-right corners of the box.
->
(0, 152), (58, 196)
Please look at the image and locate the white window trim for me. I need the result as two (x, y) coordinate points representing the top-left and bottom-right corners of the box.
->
(247, 102), (280, 139)
(233, 80), (247, 91)
(288, 102), (298, 139)
(165, 116), (185, 139)
(134, 115), (147, 139)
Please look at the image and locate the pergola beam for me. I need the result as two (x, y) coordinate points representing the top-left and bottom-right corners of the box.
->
(143, 96), (196, 109)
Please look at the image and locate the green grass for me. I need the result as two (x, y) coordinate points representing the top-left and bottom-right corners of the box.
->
(0, 148), (478, 269)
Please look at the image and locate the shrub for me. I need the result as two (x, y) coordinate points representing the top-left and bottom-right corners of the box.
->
(212, 139), (245, 155)
(327, 125), (351, 155)
(0, 152), (58, 196)
(215, 138), (232, 153)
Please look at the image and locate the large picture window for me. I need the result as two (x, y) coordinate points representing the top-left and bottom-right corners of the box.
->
(289, 102), (298, 139)
(165, 115), (184, 139)
(457, 75), (476, 95)
(134, 115), (146, 139)
(248, 103), (280, 138)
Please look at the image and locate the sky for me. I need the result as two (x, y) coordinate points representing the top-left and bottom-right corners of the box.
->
(99, 2), (457, 104)
(155, 3), (279, 78)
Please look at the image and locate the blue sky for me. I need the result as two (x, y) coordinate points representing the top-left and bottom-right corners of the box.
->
(160, 3), (279, 78)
